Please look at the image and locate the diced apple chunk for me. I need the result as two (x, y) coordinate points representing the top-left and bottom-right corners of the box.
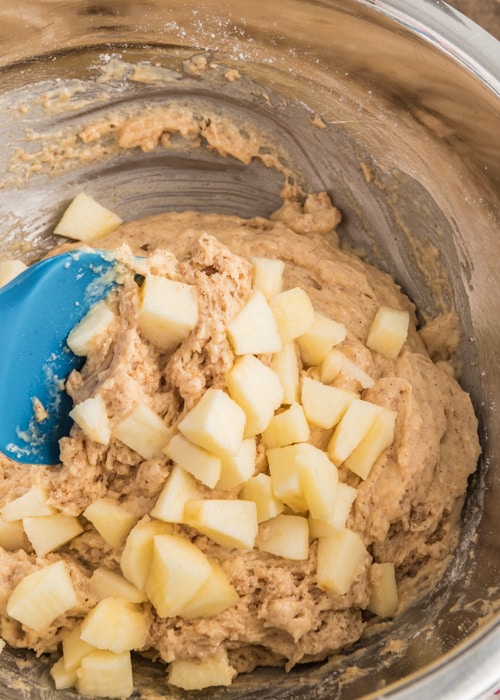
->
(164, 433), (221, 488)
(178, 559), (239, 619)
(269, 287), (315, 343)
(218, 438), (256, 490)
(301, 376), (356, 430)
(238, 473), (285, 523)
(113, 401), (171, 460)
(62, 625), (95, 672)
(150, 465), (204, 524)
(319, 347), (344, 384)
(344, 408), (397, 479)
(262, 403), (310, 449)
(145, 534), (211, 618)
(297, 448), (339, 520)
(338, 354), (375, 389)
(0, 517), (27, 551)
(1, 485), (56, 521)
(66, 301), (116, 357)
(178, 388), (246, 457)
(251, 256), (285, 300)
(54, 192), (123, 242)
(89, 567), (147, 604)
(309, 483), (357, 537)
(227, 290), (282, 355)
(366, 306), (410, 359)
(296, 312), (346, 366)
(83, 498), (138, 549)
(6, 561), (77, 632)
(226, 354), (283, 437)
(327, 398), (383, 466)
(76, 650), (133, 698)
(168, 649), (237, 690)
(255, 514), (309, 560)
(120, 518), (173, 591)
(0, 259), (27, 287)
(69, 395), (111, 446)
(367, 562), (399, 617)
(316, 528), (368, 596)
(266, 444), (308, 513)
(183, 499), (258, 550)
(80, 598), (150, 653)
(271, 342), (301, 404)
(23, 513), (83, 557)
(50, 656), (78, 690)
(137, 274), (199, 351)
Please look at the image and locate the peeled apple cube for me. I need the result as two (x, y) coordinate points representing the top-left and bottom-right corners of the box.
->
(69, 395), (111, 446)
(80, 598), (150, 653)
(50, 657), (78, 691)
(367, 562), (399, 617)
(255, 514), (309, 560)
(113, 400), (171, 460)
(226, 354), (284, 437)
(183, 498), (258, 550)
(262, 402), (310, 449)
(316, 528), (368, 596)
(76, 649), (134, 699)
(150, 464), (204, 524)
(266, 444), (309, 513)
(344, 408), (397, 479)
(23, 512), (84, 557)
(168, 649), (237, 691)
(338, 354), (375, 389)
(218, 438), (257, 490)
(89, 567), (147, 604)
(308, 482), (357, 537)
(138, 274), (199, 351)
(251, 256), (285, 300)
(83, 497), (138, 549)
(7, 561), (77, 632)
(62, 625), (95, 672)
(296, 312), (346, 366)
(226, 290), (282, 355)
(145, 534), (212, 618)
(319, 347), (344, 384)
(66, 301), (117, 357)
(296, 447), (339, 521)
(0, 259), (27, 287)
(1, 485), (56, 521)
(366, 306), (410, 359)
(238, 473), (285, 523)
(164, 433), (221, 488)
(269, 286), (315, 343)
(54, 192), (123, 242)
(178, 387), (246, 457)
(301, 376), (356, 430)
(120, 518), (173, 591)
(327, 398), (383, 466)
(178, 559), (239, 619)
(271, 341), (301, 404)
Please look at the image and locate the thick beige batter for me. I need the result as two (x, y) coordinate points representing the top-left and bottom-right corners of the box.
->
(0, 191), (480, 687)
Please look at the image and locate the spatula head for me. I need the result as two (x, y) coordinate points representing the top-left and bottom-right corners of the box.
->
(0, 249), (120, 465)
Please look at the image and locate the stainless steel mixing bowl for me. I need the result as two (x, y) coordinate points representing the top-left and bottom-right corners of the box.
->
(0, 1), (498, 698)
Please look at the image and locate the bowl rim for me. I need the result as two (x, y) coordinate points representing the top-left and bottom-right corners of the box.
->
(364, 0), (500, 96)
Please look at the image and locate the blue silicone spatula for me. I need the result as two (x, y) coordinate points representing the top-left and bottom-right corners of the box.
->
(0, 249), (122, 465)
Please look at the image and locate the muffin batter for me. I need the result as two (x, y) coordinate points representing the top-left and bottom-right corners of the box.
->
(0, 190), (480, 693)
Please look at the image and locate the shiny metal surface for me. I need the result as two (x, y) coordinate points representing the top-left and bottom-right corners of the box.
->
(0, 1), (498, 699)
